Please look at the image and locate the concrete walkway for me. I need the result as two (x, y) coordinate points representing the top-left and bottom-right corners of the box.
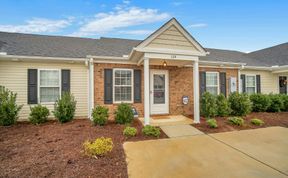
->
(160, 124), (203, 138)
(124, 127), (288, 178)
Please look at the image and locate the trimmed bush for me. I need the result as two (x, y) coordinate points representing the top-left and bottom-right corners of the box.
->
(123, 126), (137, 137)
(250, 118), (264, 126)
(228, 117), (244, 126)
(142, 125), (161, 137)
(83, 137), (113, 157)
(53, 92), (76, 123)
(92, 105), (109, 126)
(29, 105), (49, 125)
(200, 92), (217, 118)
(206, 119), (218, 128)
(267, 94), (283, 112)
(228, 92), (252, 116)
(216, 94), (231, 117)
(0, 87), (22, 126)
(250, 93), (271, 112)
(280, 94), (288, 111)
(115, 103), (133, 124)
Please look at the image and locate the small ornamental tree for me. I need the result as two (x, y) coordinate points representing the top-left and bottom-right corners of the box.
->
(280, 94), (288, 111)
(267, 94), (284, 112)
(249, 94), (271, 112)
(228, 92), (252, 116)
(216, 94), (231, 117)
(200, 92), (217, 118)
(115, 103), (133, 124)
(53, 92), (76, 123)
(92, 105), (109, 126)
(0, 86), (22, 126)
(29, 105), (50, 125)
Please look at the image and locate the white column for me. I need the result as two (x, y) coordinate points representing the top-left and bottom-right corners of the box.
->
(144, 57), (150, 125)
(88, 58), (94, 120)
(193, 60), (200, 123)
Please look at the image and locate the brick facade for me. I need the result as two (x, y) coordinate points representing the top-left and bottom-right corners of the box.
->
(94, 63), (239, 119)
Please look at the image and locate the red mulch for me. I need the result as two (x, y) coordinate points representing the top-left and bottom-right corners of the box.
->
(0, 119), (167, 178)
(192, 112), (288, 134)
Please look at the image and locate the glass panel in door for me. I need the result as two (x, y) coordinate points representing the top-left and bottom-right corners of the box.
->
(153, 74), (165, 104)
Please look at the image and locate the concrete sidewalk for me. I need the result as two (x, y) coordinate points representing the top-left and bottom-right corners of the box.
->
(160, 124), (203, 138)
(124, 127), (288, 178)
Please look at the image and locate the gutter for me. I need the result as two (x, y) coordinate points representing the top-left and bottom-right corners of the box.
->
(0, 54), (87, 62)
(199, 60), (246, 67)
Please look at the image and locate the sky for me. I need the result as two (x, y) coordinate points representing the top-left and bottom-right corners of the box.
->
(0, 0), (287, 52)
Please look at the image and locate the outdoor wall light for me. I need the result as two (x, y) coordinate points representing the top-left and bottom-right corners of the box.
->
(163, 61), (167, 67)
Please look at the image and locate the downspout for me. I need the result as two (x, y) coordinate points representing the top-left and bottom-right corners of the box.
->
(238, 65), (244, 93)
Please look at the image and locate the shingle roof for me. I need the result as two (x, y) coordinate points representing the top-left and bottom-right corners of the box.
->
(0, 31), (287, 67)
(246, 43), (288, 66)
(0, 32), (141, 58)
(199, 48), (269, 66)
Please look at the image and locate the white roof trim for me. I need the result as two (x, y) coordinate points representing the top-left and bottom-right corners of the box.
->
(87, 55), (128, 60)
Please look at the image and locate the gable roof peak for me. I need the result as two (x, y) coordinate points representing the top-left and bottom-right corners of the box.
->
(135, 17), (207, 54)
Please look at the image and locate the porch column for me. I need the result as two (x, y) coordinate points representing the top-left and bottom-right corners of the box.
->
(88, 58), (94, 120)
(144, 57), (150, 125)
(193, 60), (200, 123)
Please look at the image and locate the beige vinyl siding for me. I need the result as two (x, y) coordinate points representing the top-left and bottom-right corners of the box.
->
(241, 69), (279, 94)
(0, 60), (88, 120)
(146, 25), (198, 51)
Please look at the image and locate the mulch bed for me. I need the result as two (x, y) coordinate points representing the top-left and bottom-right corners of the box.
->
(192, 112), (288, 134)
(0, 119), (167, 178)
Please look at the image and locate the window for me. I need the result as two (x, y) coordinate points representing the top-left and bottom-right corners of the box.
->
(113, 69), (133, 103)
(206, 72), (219, 95)
(246, 75), (256, 94)
(39, 69), (60, 103)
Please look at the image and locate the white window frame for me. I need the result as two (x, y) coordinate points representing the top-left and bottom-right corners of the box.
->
(206, 72), (220, 95)
(113, 68), (134, 104)
(38, 69), (61, 104)
(245, 74), (256, 94)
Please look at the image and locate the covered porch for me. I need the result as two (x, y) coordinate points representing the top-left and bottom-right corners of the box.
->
(134, 52), (201, 125)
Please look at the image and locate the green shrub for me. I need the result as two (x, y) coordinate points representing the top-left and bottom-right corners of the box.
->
(123, 126), (137, 137)
(206, 119), (218, 128)
(216, 94), (231, 116)
(228, 92), (252, 116)
(53, 92), (76, 123)
(29, 105), (49, 125)
(92, 105), (109, 126)
(83, 137), (113, 157)
(142, 125), (161, 137)
(228, 117), (244, 126)
(200, 92), (217, 118)
(280, 94), (288, 111)
(250, 118), (264, 126)
(267, 94), (284, 112)
(0, 87), (22, 126)
(115, 103), (133, 124)
(250, 93), (271, 112)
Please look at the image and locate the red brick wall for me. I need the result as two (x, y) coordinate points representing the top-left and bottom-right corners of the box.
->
(199, 67), (239, 96)
(94, 63), (239, 119)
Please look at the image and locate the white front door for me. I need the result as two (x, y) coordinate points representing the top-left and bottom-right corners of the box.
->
(150, 70), (169, 115)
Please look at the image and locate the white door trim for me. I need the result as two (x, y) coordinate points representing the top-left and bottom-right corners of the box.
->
(150, 69), (169, 115)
